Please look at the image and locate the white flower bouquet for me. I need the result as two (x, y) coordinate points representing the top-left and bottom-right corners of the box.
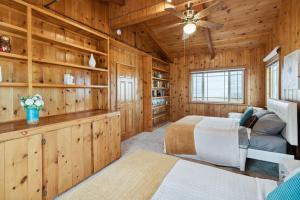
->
(20, 94), (44, 111)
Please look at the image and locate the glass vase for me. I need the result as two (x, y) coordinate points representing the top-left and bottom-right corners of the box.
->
(26, 107), (40, 125)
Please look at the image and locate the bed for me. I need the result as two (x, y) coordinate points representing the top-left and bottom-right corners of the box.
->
(164, 99), (298, 171)
(56, 150), (279, 200)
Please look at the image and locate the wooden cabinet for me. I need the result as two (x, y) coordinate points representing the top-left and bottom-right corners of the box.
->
(0, 111), (120, 200)
(42, 123), (93, 200)
(92, 114), (121, 172)
(0, 134), (42, 200)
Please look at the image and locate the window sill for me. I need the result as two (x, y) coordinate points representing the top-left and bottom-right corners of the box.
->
(189, 101), (247, 106)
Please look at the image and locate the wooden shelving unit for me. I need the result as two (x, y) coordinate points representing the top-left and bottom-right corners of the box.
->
(143, 56), (171, 131)
(0, 82), (28, 87)
(0, 21), (27, 36)
(33, 83), (109, 89)
(32, 59), (108, 72)
(32, 33), (108, 56)
(0, 0), (110, 123)
(0, 52), (28, 60)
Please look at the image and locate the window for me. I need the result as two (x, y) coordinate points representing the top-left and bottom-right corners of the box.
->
(267, 61), (279, 99)
(190, 69), (244, 103)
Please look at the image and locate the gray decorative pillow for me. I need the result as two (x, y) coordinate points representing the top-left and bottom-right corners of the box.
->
(254, 109), (274, 119)
(252, 114), (286, 135)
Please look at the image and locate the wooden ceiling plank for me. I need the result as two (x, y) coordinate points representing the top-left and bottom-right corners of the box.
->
(110, 0), (214, 29)
(140, 23), (173, 61)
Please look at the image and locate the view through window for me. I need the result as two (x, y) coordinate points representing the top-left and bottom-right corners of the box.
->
(191, 69), (244, 103)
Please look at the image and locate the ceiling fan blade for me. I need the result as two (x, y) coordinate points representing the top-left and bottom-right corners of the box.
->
(196, 20), (223, 29)
(164, 7), (185, 19)
(194, 0), (225, 19)
(182, 32), (190, 40)
(156, 22), (184, 33)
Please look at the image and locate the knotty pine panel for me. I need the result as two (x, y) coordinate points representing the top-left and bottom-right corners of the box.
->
(24, 0), (109, 33)
(170, 47), (266, 121)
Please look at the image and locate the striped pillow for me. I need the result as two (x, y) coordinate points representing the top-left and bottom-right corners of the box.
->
(267, 171), (300, 200)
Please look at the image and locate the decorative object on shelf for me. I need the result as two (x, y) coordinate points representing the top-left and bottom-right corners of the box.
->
(20, 94), (44, 125)
(0, 65), (2, 82)
(89, 53), (96, 68)
(0, 35), (11, 53)
(64, 73), (75, 85)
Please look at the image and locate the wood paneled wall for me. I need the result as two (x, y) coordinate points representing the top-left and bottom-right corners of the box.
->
(266, 0), (300, 157)
(109, 42), (144, 136)
(23, 0), (164, 57)
(170, 47), (266, 121)
(23, 0), (109, 33)
(272, 0), (300, 102)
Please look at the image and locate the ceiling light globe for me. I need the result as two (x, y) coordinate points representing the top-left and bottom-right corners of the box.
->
(183, 23), (196, 35)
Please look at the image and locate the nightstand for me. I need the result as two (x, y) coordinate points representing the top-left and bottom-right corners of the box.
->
(279, 159), (300, 181)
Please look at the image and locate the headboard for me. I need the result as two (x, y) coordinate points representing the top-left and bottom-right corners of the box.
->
(267, 99), (298, 146)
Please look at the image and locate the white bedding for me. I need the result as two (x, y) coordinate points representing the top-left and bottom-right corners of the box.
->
(194, 117), (241, 167)
(152, 160), (277, 200)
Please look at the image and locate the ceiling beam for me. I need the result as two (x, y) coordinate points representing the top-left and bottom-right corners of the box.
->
(110, 0), (214, 29)
(140, 23), (173, 62)
(203, 28), (215, 59)
(199, 4), (215, 59)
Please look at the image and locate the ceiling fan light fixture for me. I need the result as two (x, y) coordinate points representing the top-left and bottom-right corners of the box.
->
(183, 22), (196, 35)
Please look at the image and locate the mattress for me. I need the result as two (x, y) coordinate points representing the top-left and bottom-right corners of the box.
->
(238, 127), (287, 153)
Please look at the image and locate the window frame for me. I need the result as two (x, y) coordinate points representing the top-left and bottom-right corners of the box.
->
(189, 68), (246, 104)
(266, 59), (279, 100)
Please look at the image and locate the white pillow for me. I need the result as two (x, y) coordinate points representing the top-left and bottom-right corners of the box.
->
(284, 166), (300, 182)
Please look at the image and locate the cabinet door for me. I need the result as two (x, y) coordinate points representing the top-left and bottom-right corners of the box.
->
(109, 114), (121, 162)
(42, 123), (92, 200)
(92, 119), (109, 172)
(0, 134), (42, 200)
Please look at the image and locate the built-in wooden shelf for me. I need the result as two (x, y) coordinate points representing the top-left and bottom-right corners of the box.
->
(31, 5), (108, 41)
(33, 58), (108, 72)
(152, 87), (169, 90)
(152, 67), (169, 73)
(33, 83), (109, 89)
(152, 104), (169, 110)
(0, 22), (27, 35)
(32, 33), (108, 56)
(152, 112), (168, 120)
(152, 77), (169, 81)
(152, 57), (169, 65)
(152, 96), (170, 99)
(0, 82), (28, 87)
(0, 52), (28, 60)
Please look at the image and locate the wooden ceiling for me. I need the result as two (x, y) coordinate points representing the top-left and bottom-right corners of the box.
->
(109, 0), (280, 58)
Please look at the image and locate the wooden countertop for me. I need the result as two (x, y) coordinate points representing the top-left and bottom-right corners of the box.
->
(0, 110), (119, 135)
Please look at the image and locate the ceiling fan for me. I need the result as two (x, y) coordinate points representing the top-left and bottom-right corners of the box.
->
(163, 0), (225, 40)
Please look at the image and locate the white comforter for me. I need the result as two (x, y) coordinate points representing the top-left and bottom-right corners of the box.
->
(194, 116), (241, 168)
(152, 160), (277, 200)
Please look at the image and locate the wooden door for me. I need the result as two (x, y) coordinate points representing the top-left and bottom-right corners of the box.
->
(0, 134), (42, 200)
(117, 64), (136, 140)
(42, 123), (92, 200)
(92, 118), (109, 172)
